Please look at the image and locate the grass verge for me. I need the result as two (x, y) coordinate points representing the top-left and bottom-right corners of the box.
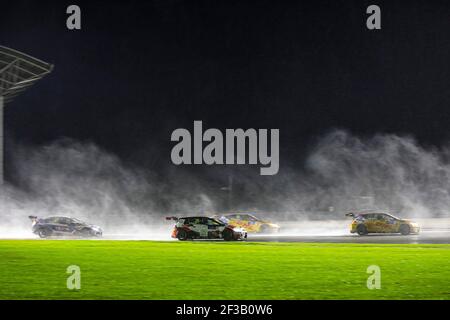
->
(0, 240), (449, 299)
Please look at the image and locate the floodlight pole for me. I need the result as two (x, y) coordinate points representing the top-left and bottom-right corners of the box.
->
(0, 95), (3, 185)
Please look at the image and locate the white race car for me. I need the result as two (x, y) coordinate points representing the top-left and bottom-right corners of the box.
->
(167, 216), (247, 241)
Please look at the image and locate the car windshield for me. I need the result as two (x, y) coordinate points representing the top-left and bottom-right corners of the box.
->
(247, 214), (260, 221)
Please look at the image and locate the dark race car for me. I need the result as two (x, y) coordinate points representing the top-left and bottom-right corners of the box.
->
(166, 216), (247, 241)
(29, 216), (103, 238)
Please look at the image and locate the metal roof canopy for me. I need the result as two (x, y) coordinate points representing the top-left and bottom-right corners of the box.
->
(0, 45), (53, 103)
(0, 46), (53, 185)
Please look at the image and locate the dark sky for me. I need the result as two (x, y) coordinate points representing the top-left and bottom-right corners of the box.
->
(2, 0), (450, 172)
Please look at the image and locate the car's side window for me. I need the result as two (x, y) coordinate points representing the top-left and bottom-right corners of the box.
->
(60, 218), (72, 224)
(53, 217), (64, 224)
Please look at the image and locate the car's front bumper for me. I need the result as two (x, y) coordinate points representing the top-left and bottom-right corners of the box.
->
(410, 226), (420, 234)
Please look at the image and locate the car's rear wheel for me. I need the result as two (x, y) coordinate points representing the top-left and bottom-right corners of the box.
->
(38, 229), (51, 238)
(356, 224), (368, 236)
(177, 229), (188, 241)
(223, 229), (234, 241)
(399, 224), (410, 235)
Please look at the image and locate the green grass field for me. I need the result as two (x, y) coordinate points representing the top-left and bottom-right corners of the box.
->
(0, 240), (449, 299)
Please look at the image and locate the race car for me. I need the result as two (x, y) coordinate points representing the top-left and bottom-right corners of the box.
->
(167, 216), (247, 241)
(213, 213), (280, 234)
(29, 216), (103, 238)
(346, 212), (420, 236)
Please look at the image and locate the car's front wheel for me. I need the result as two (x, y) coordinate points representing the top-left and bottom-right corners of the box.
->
(356, 224), (368, 236)
(259, 225), (269, 234)
(399, 224), (410, 235)
(80, 228), (95, 237)
(223, 229), (235, 241)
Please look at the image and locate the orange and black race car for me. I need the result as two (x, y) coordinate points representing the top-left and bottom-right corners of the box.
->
(213, 213), (280, 234)
(346, 212), (420, 236)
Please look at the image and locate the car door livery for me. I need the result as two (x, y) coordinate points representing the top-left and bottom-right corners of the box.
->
(47, 217), (71, 234)
(189, 217), (208, 237)
(226, 215), (243, 227)
(380, 214), (399, 233)
(369, 214), (398, 233)
(207, 218), (223, 238)
(371, 214), (386, 232)
(241, 214), (260, 232)
(360, 214), (373, 232)
(227, 214), (260, 232)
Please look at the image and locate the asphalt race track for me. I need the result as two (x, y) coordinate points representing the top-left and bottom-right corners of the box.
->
(246, 231), (450, 244)
(2, 219), (449, 244)
(2, 231), (449, 244)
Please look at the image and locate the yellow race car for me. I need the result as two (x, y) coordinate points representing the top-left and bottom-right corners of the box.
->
(214, 213), (280, 234)
(346, 212), (420, 236)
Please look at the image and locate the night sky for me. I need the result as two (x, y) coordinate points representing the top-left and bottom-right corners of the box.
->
(2, 0), (450, 177)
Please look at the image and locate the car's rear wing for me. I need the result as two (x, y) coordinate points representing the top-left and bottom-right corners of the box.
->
(345, 213), (355, 218)
(165, 216), (179, 221)
(28, 215), (38, 221)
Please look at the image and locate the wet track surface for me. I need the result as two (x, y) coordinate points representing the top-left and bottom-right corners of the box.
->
(2, 233), (449, 243)
(247, 231), (450, 244)
(8, 230), (446, 244)
(2, 219), (449, 244)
